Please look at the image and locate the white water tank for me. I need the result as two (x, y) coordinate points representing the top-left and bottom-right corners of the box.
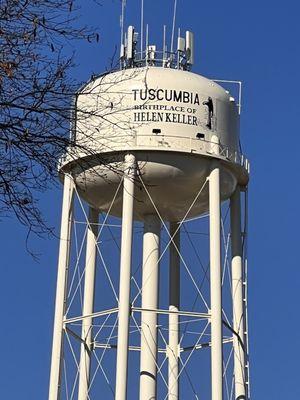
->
(60, 66), (248, 221)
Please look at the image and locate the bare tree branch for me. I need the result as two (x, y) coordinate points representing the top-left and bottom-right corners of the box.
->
(0, 0), (102, 235)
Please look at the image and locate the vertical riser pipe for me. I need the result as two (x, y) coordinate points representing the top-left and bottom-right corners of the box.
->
(139, 216), (161, 400)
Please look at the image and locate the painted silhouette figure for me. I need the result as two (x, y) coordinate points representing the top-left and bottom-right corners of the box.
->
(203, 96), (214, 129)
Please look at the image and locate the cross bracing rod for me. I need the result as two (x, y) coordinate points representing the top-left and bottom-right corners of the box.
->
(135, 174), (210, 311)
(65, 326), (86, 346)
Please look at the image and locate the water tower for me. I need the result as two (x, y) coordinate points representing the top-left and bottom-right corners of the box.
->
(48, 10), (250, 400)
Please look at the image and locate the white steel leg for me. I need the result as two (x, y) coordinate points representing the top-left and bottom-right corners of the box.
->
(139, 215), (161, 400)
(115, 154), (136, 400)
(230, 187), (246, 400)
(168, 223), (180, 400)
(78, 208), (99, 400)
(49, 174), (74, 400)
(209, 165), (223, 400)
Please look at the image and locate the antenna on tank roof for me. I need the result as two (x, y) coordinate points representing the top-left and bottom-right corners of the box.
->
(120, 0), (126, 66)
(163, 25), (167, 66)
(170, 0), (178, 54)
(141, 0), (144, 59)
(146, 23), (149, 65)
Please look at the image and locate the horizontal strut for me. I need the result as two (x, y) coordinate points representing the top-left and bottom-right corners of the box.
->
(64, 306), (210, 326)
(132, 306), (210, 319)
(63, 307), (119, 325)
(93, 343), (167, 353)
(181, 337), (233, 353)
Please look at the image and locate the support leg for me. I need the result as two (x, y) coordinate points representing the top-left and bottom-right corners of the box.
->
(49, 174), (74, 400)
(230, 187), (246, 400)
(115, 154), (136, 400)
(168, 223), (180, 400)
(78, 208), (99, 400)
(209, 165), (223, 400)
(139, 215), (161, 400)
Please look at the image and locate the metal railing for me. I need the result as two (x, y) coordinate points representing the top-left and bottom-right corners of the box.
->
(131, 133), (249, 171)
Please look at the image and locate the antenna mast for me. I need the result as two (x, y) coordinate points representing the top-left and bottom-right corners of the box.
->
(170, 0), (178, 54)
(120, 0), (126, 66)
(141, 0), (144, 59)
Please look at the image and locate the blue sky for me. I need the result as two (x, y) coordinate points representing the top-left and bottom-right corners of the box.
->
(1, 0), (300, 398)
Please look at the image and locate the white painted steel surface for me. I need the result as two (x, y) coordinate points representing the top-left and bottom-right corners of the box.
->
(49, 175), (74, 400)
(60, 66), (248, 221)
(230, 188), (246, 400)
(70, 151), (237, 221)
(209, 165), (223, 400)
(168, 223), (180, 400)
(75, 67), (239, 153)
(78, 208), (98, 400)
(139, 215), (161, 400)
(115, 154), (136, 400)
